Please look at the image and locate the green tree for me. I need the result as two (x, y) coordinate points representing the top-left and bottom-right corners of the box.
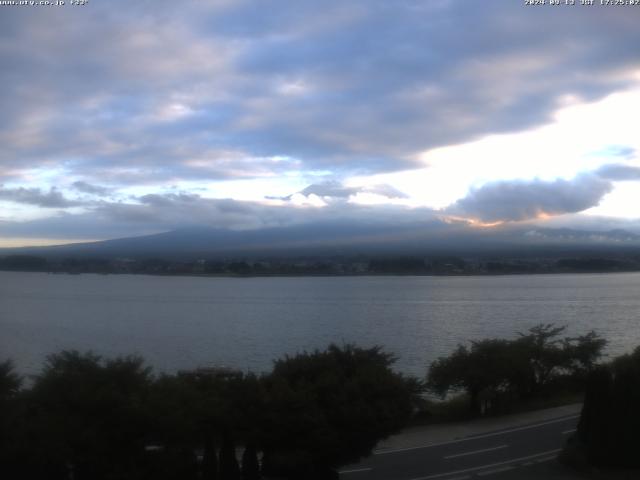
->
(27, 351), (153, 480)
(427, 324), (607, 414)
(0, 360), (23, 477)
(577, 366), (614, 466)
(513, 324), (607, 396)
(0, 359), (21, 399)
(608, 346), (640, 466)
(146, 373), (203, 478)
(219, 432), (241, 480)
(260, 344), (420, 479)
(147, 367), (264, 479)
(576, 346), (640, 467)
(562, 330), (608, 377)
(427, 339), (514, 415)
(241, 443), (260, 480)
(514, 323), (568, 396)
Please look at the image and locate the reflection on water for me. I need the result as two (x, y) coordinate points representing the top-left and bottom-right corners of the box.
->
(1, 271), (639, 377)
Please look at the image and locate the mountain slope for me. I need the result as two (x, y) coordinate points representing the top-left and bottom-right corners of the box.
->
(2, 222), (640, 260)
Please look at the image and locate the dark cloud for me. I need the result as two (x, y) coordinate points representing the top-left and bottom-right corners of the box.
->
(1, 180), (638, 245)
(535, 213), (640, 233)
(138, 193), (201, 207)
(270, 181), (408, 201)
(358, 184), (408, 199)
(299, 182), (406, 199)
(0, 186), (82, 209)
(1, 1), (639, 183)
(596, 163), (640, 181)
(447, 174), (613, 223)
(0, 192), (439, 241)
(524, 227), (640, 243)
(71, 181), (114, 197)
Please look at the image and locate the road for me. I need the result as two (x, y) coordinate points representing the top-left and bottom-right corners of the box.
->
(339, 413), (579, 480)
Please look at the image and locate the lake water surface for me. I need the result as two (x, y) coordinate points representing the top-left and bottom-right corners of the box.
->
(1, 271), (639, 378)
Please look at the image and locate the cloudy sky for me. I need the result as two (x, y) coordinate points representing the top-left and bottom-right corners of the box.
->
(1, 0), (640, 247)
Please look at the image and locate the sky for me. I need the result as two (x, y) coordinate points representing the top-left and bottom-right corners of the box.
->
(1, 0), (640, 247)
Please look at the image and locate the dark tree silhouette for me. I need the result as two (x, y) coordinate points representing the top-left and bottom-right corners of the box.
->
(0, 360), (24, 477)
(219, 432), (241, 480)
(562, 331), (608, 377)
(428, 339), (514, 415)
(577, 366), (614, 465)
(0, 359), (21, 399)
(427, 324), (607, 414)
(514, 324), (570, 396)
(576, 346), (640, 467)
(241, 443), (261, 480)
(202, 434), (220, 480)
(260, 344), (420, 479)
(27, 351), (153, 480)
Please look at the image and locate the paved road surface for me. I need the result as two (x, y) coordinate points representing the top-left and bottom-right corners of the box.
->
(340, 412), (579, 480)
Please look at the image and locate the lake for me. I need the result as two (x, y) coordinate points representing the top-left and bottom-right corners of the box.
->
(1, 271), (639, 378)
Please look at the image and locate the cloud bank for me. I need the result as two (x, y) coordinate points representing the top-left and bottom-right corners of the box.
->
(0, 186), (82, 209)
(2, 0), (639, 185)
(447, 174), (614, 223)
(596, 163), (640, 181)
(2, 1), (640, 245)
(71, 181), (114, 197)
(270, 181), (408, 202)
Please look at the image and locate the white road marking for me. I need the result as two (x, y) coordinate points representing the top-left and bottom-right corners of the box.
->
(533, 456), (557, 464)
(375, 415), (579, 455)
(339, 467), (372, 474)
(477, 465), (515, 476)
(407, 448), (562, 480)
(444, 444), (508, 460)
(562, 429), (576, 435)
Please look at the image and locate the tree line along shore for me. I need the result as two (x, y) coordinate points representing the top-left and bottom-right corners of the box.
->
(3, 253), (640, 277)
(1, 324), (638, 479)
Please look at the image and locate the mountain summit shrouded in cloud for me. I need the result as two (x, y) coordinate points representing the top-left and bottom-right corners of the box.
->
(1, 1), (640, 248)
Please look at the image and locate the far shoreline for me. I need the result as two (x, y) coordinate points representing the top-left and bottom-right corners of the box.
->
(3, 268), (640, 279)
